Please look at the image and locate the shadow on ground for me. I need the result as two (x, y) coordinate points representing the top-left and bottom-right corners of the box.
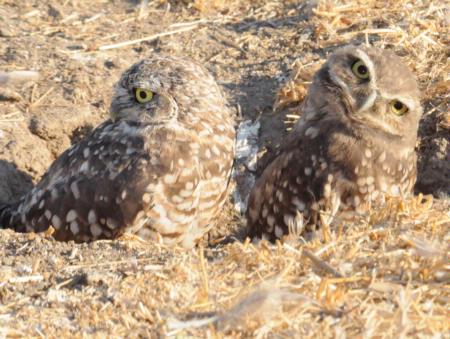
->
(0, 159), (33, 204)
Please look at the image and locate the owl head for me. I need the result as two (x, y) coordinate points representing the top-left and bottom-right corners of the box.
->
(304, 45), (422, 147)
(109, 56), (222, 123)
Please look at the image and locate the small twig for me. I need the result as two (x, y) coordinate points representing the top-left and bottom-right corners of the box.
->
(98, 26), (199, 51)
(166, 315), (218, 336)
(0, 111), (22, 120)
(0, 118), (24, 123)
(63, 257), (163, 271)
(8, 275), (44, 283)
(84, 13), (103, 23)
(1, 297), (31, 311)
(23, 10), (40, 18)
(326, 276), (371, 284)
(342, 28), (403, 38)
(303, 249), (344, 278)
(60, 13), (79, 24)
(138, 0), (149, 20)
(411, 31), (439, 46)
(55, 277), (76, 290)
(31, 87), (54, 107)
(169, 19), (208, 28)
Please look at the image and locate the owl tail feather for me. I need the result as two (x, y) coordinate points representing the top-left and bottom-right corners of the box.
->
(0, 203), (18, 230)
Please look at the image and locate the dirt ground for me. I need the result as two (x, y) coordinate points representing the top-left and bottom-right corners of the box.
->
(0, 0), (449, 337)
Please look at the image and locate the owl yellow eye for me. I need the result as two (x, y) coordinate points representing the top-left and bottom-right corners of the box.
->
(351, 60), (370, 80)
(134, 88), (154, 103)
(390, 100), (408, 116)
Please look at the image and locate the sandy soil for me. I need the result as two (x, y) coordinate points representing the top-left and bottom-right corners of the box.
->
(0, 0), (449, 337)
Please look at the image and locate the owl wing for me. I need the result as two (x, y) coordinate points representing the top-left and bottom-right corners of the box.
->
(246, 132), (355, 241)
(247, 148), (315, 241)
(14, 120), (202, 242)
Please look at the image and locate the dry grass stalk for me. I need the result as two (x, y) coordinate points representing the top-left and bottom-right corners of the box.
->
(98, 25), (200, 51)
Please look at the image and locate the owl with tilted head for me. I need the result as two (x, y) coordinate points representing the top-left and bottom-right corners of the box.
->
(247, 45), (422, 241)
(0, 55), (235, 249)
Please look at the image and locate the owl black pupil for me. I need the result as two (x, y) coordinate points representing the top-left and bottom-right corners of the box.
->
(394, 101), (403, 110)
(139, 91), (147, 99)
(358, 65), (367, 74)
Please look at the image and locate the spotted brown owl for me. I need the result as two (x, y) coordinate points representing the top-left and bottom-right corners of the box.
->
(0, 55), (235, 248)
(247, 45), (422, 241)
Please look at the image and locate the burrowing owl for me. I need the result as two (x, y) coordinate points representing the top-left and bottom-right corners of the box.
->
(247, 45), (422, 241)
(0, 56), (235, 248)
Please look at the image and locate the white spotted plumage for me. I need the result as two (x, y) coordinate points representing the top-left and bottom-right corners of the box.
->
(247, 45), (422, 241)
(0, 55), (235, 249)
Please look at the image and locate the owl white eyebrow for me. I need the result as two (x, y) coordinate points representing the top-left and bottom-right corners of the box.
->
(132, 82), (154, 90)
(358, 90), (377, 113)
(329, 72), (356, 106)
